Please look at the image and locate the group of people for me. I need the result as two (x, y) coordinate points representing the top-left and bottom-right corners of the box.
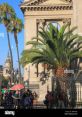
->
(20, 89), (38, 109)
(0, 88), (72, 109)
(44, 90), (69, 109)
(0, 89), (38, 109)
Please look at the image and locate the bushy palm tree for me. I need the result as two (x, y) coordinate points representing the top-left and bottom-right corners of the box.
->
(21, 23), (82, 72)
(20, 23), (82, 107)
(0, 3), (16, 83)
(8, 17), (24, 83)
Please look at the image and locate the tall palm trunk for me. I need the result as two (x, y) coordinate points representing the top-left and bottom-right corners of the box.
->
(6, 29), (14, 85)
(14, 33), (21, 83)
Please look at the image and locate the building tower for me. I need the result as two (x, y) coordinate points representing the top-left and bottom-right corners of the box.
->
(3, 53), (11, 80)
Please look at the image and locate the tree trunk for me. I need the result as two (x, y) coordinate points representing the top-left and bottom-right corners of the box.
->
(6, 29), (14, 85)
(52, 67), (69, 108)
(53, 67), (65, 78)
(55, 67), (68, 91)
(14, 33), (21, 83)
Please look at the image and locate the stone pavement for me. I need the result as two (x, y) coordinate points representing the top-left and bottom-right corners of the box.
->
(33, 101), (46, 109)
(0, 101), (47, 109)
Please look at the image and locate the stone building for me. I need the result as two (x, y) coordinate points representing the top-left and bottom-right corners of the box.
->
(0, 54), (11, 90)
(20, 0), (82, 102)
(0, 54), (11, 79)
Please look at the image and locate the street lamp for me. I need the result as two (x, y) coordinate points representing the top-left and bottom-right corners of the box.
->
(25, 66), (30, 89)
(27, 66), (30, 89)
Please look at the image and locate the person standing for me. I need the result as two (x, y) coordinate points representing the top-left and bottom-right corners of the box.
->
(4, 91), (13, 109)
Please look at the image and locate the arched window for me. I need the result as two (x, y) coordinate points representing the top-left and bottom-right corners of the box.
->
(46, 21), (61, 31)
(51, 22), (61, 30)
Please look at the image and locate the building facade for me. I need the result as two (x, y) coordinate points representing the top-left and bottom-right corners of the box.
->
(0, 54), (12, 91)
(21, 0), (82, 102)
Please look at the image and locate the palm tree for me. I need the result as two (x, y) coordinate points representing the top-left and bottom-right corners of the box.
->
(8, 17), (23, 83)
(0, 3), (16, 84)
(21, 23), (82, 71)
(20, 23), (82, 107)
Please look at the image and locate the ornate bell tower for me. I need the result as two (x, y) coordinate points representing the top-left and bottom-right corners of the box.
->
(3, 53), (11, 80)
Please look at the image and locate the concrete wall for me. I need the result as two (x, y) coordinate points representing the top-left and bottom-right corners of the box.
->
(24, 17), (37, 82)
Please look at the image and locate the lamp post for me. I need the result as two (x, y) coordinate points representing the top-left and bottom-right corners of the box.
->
(27, 66), (30, 89)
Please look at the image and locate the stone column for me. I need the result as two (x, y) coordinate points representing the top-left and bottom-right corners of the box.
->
(24, 17), (38, 83)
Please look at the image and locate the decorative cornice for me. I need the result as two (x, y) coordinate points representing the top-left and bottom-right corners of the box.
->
(21, 0), (48, 6)
(21, 0), (72, 6)
(20, 0), (73, 12)
(61, 0), (72, 3)
(21, 4), (72, 12)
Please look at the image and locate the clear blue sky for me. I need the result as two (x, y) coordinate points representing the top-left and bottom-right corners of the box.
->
(0, 0), (24, 70)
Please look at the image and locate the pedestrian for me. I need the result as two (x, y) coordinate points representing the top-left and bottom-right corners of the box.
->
(4, 91), (13, 109)
(44, 91), (54, 109)
(32, 91), (38, 106)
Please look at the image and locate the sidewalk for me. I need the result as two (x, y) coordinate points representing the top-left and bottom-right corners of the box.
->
(0, 101), (47, 109)
(0, 106), (4, 109)
(33, 101), (47, 109)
